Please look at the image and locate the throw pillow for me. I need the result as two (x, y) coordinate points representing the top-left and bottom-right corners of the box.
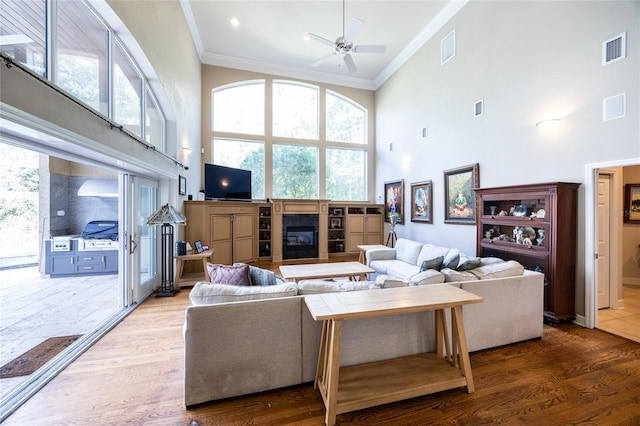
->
(206, 263), (251, 286)
(442, 249), (461, 270)
(420, 256), (445, 272)
(233, 263), (277, 286)
(456, 255), (482, 271)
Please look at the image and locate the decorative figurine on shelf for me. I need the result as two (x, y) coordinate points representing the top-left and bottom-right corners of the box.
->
(536, 229), (545, 246)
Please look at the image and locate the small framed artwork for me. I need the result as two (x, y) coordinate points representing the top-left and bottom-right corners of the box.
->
(384, 179), (404, 224)
(444, 163), (480, 225)
(411, 181), (433, 223)
(193, 240), (204, 253)
(624, 184), (640, 223)
(331, 208), (343, 216)
(179, 175), (187, 195)
(330, 218), (342, 229)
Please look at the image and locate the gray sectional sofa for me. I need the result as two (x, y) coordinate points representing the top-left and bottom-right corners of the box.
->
(183, 245), (544, 407)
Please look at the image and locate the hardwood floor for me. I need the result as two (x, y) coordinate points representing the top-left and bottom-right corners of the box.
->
(4, 264), (640, 425)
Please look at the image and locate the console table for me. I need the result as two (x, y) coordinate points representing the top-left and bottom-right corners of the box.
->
(304, 285), (483, 426)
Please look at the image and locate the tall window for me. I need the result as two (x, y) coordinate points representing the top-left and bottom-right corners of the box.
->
(55, 0), (109, 115)
(211, 80), (369, 201)
(144, 85), (163, 148)
(0, 0), (46, 76)
(213, 81), (265, 135)
(272, 81), (318, 140)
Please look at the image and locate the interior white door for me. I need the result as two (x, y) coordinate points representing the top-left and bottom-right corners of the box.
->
(123, 175), (159, 303)
(597, 174), (611, 309)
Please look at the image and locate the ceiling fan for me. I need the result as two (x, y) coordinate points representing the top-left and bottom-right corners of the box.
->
(308, 1), (386, 73)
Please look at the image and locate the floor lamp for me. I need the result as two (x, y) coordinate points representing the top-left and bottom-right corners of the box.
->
(146, 203), (187, 297)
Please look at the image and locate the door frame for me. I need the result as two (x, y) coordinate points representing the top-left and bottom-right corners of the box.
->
(585, 158), (638, 328)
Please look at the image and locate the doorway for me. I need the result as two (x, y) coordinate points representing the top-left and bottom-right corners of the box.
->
(587, 159), (640, 343)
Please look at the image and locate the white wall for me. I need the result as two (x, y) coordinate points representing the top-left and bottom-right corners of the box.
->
(375, 1), (639, 317)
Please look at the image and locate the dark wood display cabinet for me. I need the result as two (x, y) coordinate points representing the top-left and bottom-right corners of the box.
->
(475, 182), (580, 324)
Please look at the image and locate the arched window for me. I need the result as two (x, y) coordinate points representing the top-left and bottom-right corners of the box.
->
(211, 80), (369, 201)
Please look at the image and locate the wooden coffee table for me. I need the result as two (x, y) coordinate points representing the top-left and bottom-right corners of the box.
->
(279, 261), (374, 282)
(305, 285), (483, 426)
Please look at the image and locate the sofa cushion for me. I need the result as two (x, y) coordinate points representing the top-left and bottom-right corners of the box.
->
(408, 270), (445, 285)
(416, 245), (451, 268)
(189, 281), (299, 304)
(441, 268), (479, 282)
(394, 238), (424, 265)
(370, 259), (408, 275)
(375, 275), (408, 288)
(456, 255), (482, 271)
(470, 260), (524, 279)
(480, 257), (505, 266)
(386, 263), (421, 278)
(297, 280), (380, 294)
(207, 263), (252, 286)
(233, 263), (278, 286)
(419, 256), (445, 272)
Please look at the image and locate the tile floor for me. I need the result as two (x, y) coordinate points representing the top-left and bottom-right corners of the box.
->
(597, 284), (640, 343)
(0, 267), (118, 399)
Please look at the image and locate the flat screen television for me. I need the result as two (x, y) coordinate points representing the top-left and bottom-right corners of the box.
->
(204, 163), (252, 201)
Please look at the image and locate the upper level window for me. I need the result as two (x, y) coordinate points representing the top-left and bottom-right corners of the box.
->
(213, 81), (265, 136)
(272, 144), (318, 199)
(0, 0), (46, 77)
(272, 81), (318, 140)
(213, 138), (265, 199)
(326, 91), (366, 144)
(55, 0), (109, 115)
(113, 39), (142, 138)
(144, 84), (163, 149)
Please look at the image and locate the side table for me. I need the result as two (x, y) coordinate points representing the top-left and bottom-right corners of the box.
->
(174, 249), (213, 287)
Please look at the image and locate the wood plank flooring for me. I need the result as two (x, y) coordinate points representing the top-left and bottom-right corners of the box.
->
(4, 270), (640, 425)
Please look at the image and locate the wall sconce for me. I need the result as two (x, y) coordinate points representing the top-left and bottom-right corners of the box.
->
(536, 118), (562, 130)
(181, 147), (193, 156)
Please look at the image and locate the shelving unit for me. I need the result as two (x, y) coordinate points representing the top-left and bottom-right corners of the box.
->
(258, 205), (272, 258)
(328, 203), (384, 257)
(327, 207), (346, 254)
(475, 182), (580, 323)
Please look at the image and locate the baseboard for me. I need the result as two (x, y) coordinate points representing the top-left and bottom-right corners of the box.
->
(622, 276), (640, 286)
(573, 314), (586, 328)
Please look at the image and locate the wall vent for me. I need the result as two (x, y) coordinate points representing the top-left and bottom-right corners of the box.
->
(603, 93), (626, 121)
(603, 32), (626, 65)
(441, 30), (455, 65)
(474, 99), (484, 117)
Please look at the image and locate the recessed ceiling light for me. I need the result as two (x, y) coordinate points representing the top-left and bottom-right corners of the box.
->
(230, 18), (239, 27)
(304, 35), (310, 41)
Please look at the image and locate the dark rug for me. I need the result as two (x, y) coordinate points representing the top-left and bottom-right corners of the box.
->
(0, 335), (81, 379)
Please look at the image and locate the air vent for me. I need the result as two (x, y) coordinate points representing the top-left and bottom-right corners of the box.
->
(603, 93), (625, 121)
(603, 32), (626, 65)
(441, 30), (455, 65)
(474, 99), (484, 117)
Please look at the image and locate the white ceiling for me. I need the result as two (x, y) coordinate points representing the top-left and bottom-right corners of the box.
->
(181, 0), (466, 90)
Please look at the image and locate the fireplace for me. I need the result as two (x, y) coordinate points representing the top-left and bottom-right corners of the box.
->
(283, 214), (318, 260)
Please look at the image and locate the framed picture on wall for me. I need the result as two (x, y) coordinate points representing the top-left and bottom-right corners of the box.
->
(384, 179), (404, 224)
(624, 183), (640, 223)
(179, 175), (187, 195)
(444, 163), (479, 224)
(411, 181), (433, 223)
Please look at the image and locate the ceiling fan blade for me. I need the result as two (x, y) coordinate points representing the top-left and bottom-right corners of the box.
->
(344, 17), (364, 43)
(343, 54), (357, 73)
(308, 32), (335, 49)
(352, 44), (387, 54)
(311, 53), (336, 67)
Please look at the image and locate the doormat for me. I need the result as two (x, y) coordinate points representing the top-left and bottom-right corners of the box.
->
(0, 335), (81, 379)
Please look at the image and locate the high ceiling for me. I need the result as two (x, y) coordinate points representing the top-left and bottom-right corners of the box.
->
(182, 1), (463, 89)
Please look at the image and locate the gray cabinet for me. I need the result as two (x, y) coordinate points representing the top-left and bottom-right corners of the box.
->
(45, 240), (118, 277)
